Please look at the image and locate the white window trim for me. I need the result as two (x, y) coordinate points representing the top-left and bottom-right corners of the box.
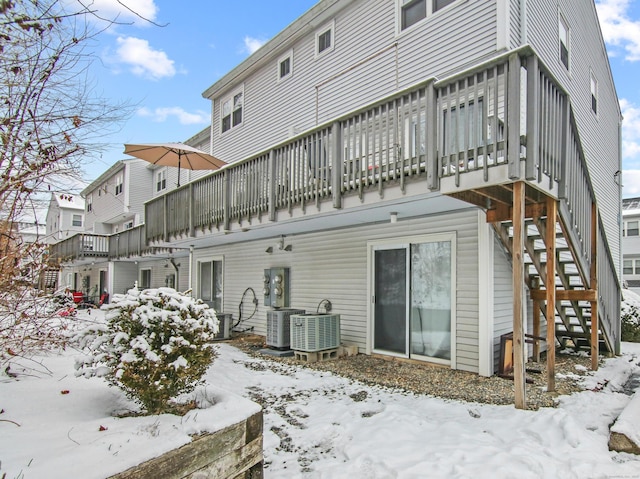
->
(590, 69), (598, 117)
(156, 168), (167, 193)
(220, 85), (244, 135)
(115, 173), (124, 196)
(558, 11), (570, 73)
(396, 0), (464, 36)
(315, 20), (335, 59)
(86, 193), (93, 212)
(277, 49), (294, 83)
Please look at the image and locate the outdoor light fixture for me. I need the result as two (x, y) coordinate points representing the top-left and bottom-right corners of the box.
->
(390, 212), (398, 223)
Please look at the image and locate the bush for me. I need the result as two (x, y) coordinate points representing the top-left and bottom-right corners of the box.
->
(75, 287), (219, 414)
(622, 289), (640, 343)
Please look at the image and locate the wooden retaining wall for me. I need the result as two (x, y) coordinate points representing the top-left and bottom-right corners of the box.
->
(109, 411), (263, 479)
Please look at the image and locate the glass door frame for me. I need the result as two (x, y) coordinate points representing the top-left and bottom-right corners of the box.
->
(371, 243), (410, 358)
(367, 232), (457, 368)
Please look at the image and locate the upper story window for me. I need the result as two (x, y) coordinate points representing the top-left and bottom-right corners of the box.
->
(86, 194), (93, 212)
(559, 14), (570, 70)
(156, 169), (167, 192)
(590, 71), (598, 115)
(221, 87), (243, 133)
(625, 220), (639, 237)
(399, 0), (459, 32)
(72, 214), (83, 227)
(278, 50), (293, 82)
(125, 221), (134, 230)
(315, 21), (335, 58)
(115, 173), (123, 195)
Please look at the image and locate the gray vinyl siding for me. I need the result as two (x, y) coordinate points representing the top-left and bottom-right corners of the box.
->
(210, 0), (499, 165)
(112, 262), (138, 295)
(192, 208), (481, 373)
(509, 0), (521, 48)
(525, 0), (622, 273)
(126, 161), (153, 223)
(493, 234), (513, 374)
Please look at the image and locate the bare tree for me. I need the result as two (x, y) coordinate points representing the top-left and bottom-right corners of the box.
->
(0, 0), (135, 366)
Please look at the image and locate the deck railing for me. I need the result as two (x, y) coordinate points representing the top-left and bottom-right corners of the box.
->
(49, 233), (109, 263)
(109, 225), (148, 259)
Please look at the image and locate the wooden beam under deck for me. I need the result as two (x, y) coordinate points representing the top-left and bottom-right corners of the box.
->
(530, 289), (597, 302)
(486, 202), (547, 223)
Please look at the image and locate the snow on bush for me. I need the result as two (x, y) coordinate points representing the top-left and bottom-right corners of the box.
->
(1, 288), (77, 367)
(74, 287), (219, 414)
(622, 288), (640, 342)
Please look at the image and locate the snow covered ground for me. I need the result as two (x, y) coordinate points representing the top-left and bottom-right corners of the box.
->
(2, 309), (640, 478)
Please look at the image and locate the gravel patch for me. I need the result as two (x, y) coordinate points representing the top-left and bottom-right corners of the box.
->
(228, 335), (594, 410)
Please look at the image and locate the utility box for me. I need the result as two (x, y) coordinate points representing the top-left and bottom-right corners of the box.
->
(263, 267), (290, 308)
(214, 312), (232, 340)
(291, 314), (341, 352)
(266, 308), (305, 349)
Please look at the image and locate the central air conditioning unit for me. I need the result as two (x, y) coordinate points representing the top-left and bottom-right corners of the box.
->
(290, 314), (341, 352)
(213, 312), (232, 340)
(266, 308), (305, 349)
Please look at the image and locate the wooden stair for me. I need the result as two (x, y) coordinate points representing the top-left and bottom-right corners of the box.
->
(493, 217), (609, 353)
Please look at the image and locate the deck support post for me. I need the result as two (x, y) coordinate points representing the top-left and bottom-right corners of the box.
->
(533, 298), (541, 362)
(512, 181), (526, 409)
(591, 203), (599, 371)
(546, 196), (557, 392)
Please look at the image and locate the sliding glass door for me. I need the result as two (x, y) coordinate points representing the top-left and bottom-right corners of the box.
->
(372, 236), (454, 364)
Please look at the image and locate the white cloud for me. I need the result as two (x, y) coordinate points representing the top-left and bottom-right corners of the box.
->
(115, 36), (175, 80)
(243, 36), (267, 55)
(138, 106), (210, 125)
(622, 170), (640, 196)
(88, 0), (158, 24)
(596, 0), (640, 61)
(621, 98), (640, 160)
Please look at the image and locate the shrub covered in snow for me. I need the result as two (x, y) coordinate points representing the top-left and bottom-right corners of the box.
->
(1, 288), (77, 367)
(75, 288), (219, 414)
(622, 289), (640, 342)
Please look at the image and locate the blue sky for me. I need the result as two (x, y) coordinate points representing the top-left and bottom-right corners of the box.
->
(82, 0), (640, 197)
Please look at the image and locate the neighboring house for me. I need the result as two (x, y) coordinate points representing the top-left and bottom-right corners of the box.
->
(51, 0), (622, 407)
(44, 193), (85, 244)
(622, 197), (640, 294)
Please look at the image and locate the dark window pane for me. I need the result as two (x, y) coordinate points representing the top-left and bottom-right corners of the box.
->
(560, 43), (569, 69)
(232, 108), (242, 127)
(592, 95), (597, 114)
(433, 0), (456, 12)
(318, 30), (331, 53)
(280, 58), (290, 78)
(222, 115), (231, 132)
(402, 0), (426, 30)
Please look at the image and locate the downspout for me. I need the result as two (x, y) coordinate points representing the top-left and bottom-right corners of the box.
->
(188, 245), (194, 294)
(169, 258), (180, 277)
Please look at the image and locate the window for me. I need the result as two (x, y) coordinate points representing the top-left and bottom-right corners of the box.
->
(221, 87), (243, 133)
(156, 169), (166, 192)
(590, 71), (598, 115)
(401, 0), (426, 30)
(399, 0), (458, 31)
(624, 260), (633, 275)
(433, 0), (456, 12)
(278, 50), (293, 82)
(559, 14), (570, 70)
(125, 221), (134, 230)
(199, 260), (223, 312)
(72, 214), (82, 227)
(626, 221), (639, 237)
(115, 173), (123, 195)
(86, 194), (92, 212)
(140, 269), (151, 289)
(315, 21), (335, 57)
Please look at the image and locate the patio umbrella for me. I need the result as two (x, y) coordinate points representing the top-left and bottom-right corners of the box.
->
(123, 143), (226, 187)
